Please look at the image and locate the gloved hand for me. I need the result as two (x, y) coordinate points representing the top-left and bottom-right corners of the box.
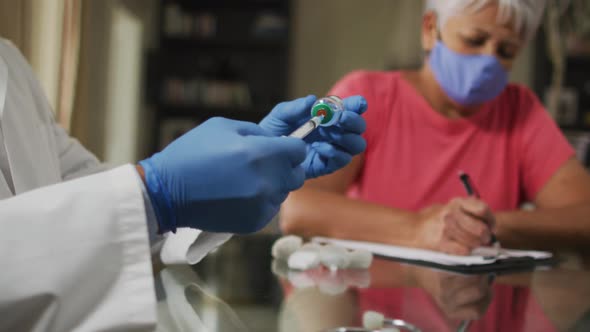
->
(259, 95), (367, 178)
(139, 117), (306, 234)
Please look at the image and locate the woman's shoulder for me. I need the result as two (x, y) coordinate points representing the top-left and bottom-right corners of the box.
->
(499, 83), (546, 119)
(494, 83), (561, 137)
(329, 71), (405, 146)
(330, 70), (403, 96)
(501, 83), (539, 103)
(336, 69), (401, 82)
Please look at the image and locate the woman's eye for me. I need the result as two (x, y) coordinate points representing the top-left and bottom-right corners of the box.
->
(498, 45), (517, 59)
(463, 37), (486, 47)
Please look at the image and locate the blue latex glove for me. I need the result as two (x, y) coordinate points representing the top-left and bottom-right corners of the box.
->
(139, 117), (306, 234)
(259, 95), (367, 178)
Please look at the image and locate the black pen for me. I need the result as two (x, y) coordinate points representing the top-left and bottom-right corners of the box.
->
(458, 171), (500, 248)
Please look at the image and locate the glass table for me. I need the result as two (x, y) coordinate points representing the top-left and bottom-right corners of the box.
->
(154, 235), (590, 332)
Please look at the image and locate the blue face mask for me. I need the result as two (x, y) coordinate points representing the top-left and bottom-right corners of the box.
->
(429, 40), (509, 106)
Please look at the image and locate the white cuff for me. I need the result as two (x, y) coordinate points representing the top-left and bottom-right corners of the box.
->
(160, 229), (232, 265)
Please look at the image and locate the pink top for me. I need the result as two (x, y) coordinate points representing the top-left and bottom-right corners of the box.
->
(328, 71), (574, 211)
(328, 71), (572, 332)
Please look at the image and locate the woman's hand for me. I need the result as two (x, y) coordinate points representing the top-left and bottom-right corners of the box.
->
(414, 198), (495, 255)
(412, 266), (493, 321)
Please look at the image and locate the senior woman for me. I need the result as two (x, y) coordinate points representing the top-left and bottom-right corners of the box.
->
(281, 0), (590, 255)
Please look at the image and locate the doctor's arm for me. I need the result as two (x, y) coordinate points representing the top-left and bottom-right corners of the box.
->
(0, 117), (313, 331)
(0, 166), (157, 332)
(140, 96), (368, 236)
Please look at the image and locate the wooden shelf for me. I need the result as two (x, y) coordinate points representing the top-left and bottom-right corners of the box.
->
(149, 0), (291, 153)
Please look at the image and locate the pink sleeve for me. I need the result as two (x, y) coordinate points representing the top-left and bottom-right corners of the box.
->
(516, 87), (576, 201)
(327, 70), (371, 98)
(327, 71), (381, 148)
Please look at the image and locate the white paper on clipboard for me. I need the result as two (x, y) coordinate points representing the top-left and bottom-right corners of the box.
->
(312, 237), (552, 266)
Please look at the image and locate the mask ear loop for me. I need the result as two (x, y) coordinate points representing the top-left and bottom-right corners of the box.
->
(424, 31), (443, 57)
(423, 11), (441, 57)
(437, 31), (443, 42)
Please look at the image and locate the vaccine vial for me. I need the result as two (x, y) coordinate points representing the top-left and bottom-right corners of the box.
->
(311, 96), (344, 127)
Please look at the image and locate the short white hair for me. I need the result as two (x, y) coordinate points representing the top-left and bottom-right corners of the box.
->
(425, 0), (547, 42)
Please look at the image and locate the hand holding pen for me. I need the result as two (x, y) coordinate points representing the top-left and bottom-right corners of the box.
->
(459, 171), (502, 255)
(415, 198), (496, 256)
(414, 172), (497, 255)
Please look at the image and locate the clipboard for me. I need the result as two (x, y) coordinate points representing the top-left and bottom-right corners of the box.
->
(312, 237), (559, 274)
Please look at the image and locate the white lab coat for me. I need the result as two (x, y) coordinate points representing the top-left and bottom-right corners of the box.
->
(0, 39), (230, 331)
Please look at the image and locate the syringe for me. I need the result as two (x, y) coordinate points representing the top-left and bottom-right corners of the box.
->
(288, 115), (324, 139)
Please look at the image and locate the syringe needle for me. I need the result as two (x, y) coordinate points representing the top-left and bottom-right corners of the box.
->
(289, 116), (324, 139)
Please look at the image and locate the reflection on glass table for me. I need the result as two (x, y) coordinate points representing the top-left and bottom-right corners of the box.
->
(157, 265), (252, 331)
(154, 235), (590, 332)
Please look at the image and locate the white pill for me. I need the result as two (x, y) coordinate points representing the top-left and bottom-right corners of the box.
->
(288, 250), (320, 270)
(318, 278), (348, 295)
(381, 328), (401, 332)
(363, 311), (385, 330)
(347, 249), (373, 269)
(271, 259), (289, 278)
(271, 235), (303, 260)
(300, 242), (322, 252)
(288, 271), (316, 289)
(319, 244), (350, 270)
(343, 270), (371, 288)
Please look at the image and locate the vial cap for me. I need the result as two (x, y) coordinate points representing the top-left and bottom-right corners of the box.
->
(311, 103), (334, 125)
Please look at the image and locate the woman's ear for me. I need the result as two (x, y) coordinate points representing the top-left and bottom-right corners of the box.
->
(421, 11), (439, 53)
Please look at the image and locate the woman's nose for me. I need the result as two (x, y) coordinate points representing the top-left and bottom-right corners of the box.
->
(482, 41), (497, 57)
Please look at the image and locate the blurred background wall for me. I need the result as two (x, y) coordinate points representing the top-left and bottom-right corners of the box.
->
(0, 0), (573, 166)
(73, 0), (158, 164)
(289, 0), (424, 97)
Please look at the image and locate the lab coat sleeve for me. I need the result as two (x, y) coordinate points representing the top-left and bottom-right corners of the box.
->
(52, 122), (109, 180)
(160, 229), (232, 265)
(0, 165), (157, 332)
(3, 37), (107, 180)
